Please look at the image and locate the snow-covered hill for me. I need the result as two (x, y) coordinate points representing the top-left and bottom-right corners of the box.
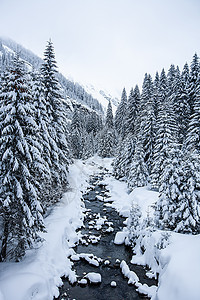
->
(80, 82), (120, 113)
(0, 37), (119, 115)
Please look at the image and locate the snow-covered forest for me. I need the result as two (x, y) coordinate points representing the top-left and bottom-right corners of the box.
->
(113, 55), (200, 234)
(0, 38), (200, 300)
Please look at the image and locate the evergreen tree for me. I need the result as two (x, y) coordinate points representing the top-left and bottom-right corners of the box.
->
(140, 74), (156, 171)
(167, 64), (176, 97)
(105, 100), (114, 128)
(188, 53), (200, 113)
(114, 88), (127, 137)
(151, 69), (177, 189)
(98, 128), (115, 158)
(156, 147), (200, 233)
(129, 85), (141, 137)
(70, 107), (82, 159)
(86, 112), (97, 134)
(158, 69), (168, 106)
(127, 203), (142, 245)
(174, 64), (191, 145)
(153, 72), (160, 118)
(41, 40), (70, 202)
(30, 69), (52, 208)
(113, 135), (136, 179)
(0, 55), (45, 261)
(176, 152), (200, 233)
(98, 101), (116, 158)
(128, 138), (149, 190)
(155, 146), (184, 230)
(71, 106), (81, 131)
(185, 74), (200, 153)
(82, 131), (95, 159)
(124, 86), (140, 136)
(71, 129), (82, 159)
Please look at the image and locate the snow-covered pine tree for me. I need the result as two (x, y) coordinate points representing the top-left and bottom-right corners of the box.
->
(156, 145), (200, 233)
(98, 128), (115, 158)
(30, 69), (52, 208)
(124, 86), (139, 135)
(98, 101), (115, 158)
(153, 72), (160, 118)
(70, 107), (83, 159)
(174, 64), (191, 145)
(113, 135), (136, 180)
(114, 87), (127, 137)
(188, 53), (200, 113)
(0, 54), (45, 261)
(71, 129), (82, 159)
(129, 85), (141, 137)
(176, 151), (200, 233)
(86, 111), (102, 135)
(151, 69), (178, 190)
(127, 203), (142, 245)
(167, 64), (176, 98)
(82, 131), (95, 159)
(128, 137), (149, 190)
(41, 40), (70, 202)
(139, 74), (156, 172)
(184, 73), (200, 153)
(155, 146), (184, 230)
(105, 100), (114, 128)
(113, 86), (140, 180)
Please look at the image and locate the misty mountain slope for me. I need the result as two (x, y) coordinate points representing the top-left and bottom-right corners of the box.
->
(81, 82), (120, 113)
(0, 37), (118, 114)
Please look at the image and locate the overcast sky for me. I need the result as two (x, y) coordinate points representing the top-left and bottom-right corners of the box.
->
(0, 0), (200, 97)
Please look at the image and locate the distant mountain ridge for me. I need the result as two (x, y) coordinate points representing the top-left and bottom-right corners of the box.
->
(0, 37), (118, 114)
(81, 83), (120, 114)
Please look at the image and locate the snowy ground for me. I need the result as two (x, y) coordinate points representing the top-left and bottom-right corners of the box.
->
(0, 156), (200, 300)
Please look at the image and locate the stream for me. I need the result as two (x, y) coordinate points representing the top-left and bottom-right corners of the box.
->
(55, 172), (157, 300)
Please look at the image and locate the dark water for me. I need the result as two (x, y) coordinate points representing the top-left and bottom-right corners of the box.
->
(55, 174), (157, 300)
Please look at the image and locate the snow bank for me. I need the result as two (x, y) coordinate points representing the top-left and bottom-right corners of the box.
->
(103, 176), (157, 221)
(0, 158), (103, 300)
(130, 187), (158, 220)
(155, 233), (200, 300)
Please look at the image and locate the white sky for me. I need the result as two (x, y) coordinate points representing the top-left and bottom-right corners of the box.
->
(0, 0), (200, 97)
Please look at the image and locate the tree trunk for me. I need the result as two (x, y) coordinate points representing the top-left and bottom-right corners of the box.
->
(0, 220), (9, 262)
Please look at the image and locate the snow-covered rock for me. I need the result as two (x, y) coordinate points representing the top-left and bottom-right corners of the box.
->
(106, 226), (114, 232)
(128, 271), (139, 285)
(79, 253), (100, 267)
(85, 272), (101, 283)
(120, 260), (130, 277)
(135, 282), (157, 298)
(114, 231), (128, 245)
(70, 254), (80, 261)
(110, 281), (117, 287)
(78, 278), (87, 285)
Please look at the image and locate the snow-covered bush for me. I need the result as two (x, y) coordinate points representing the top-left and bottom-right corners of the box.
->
(126, 203), (142, 245)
